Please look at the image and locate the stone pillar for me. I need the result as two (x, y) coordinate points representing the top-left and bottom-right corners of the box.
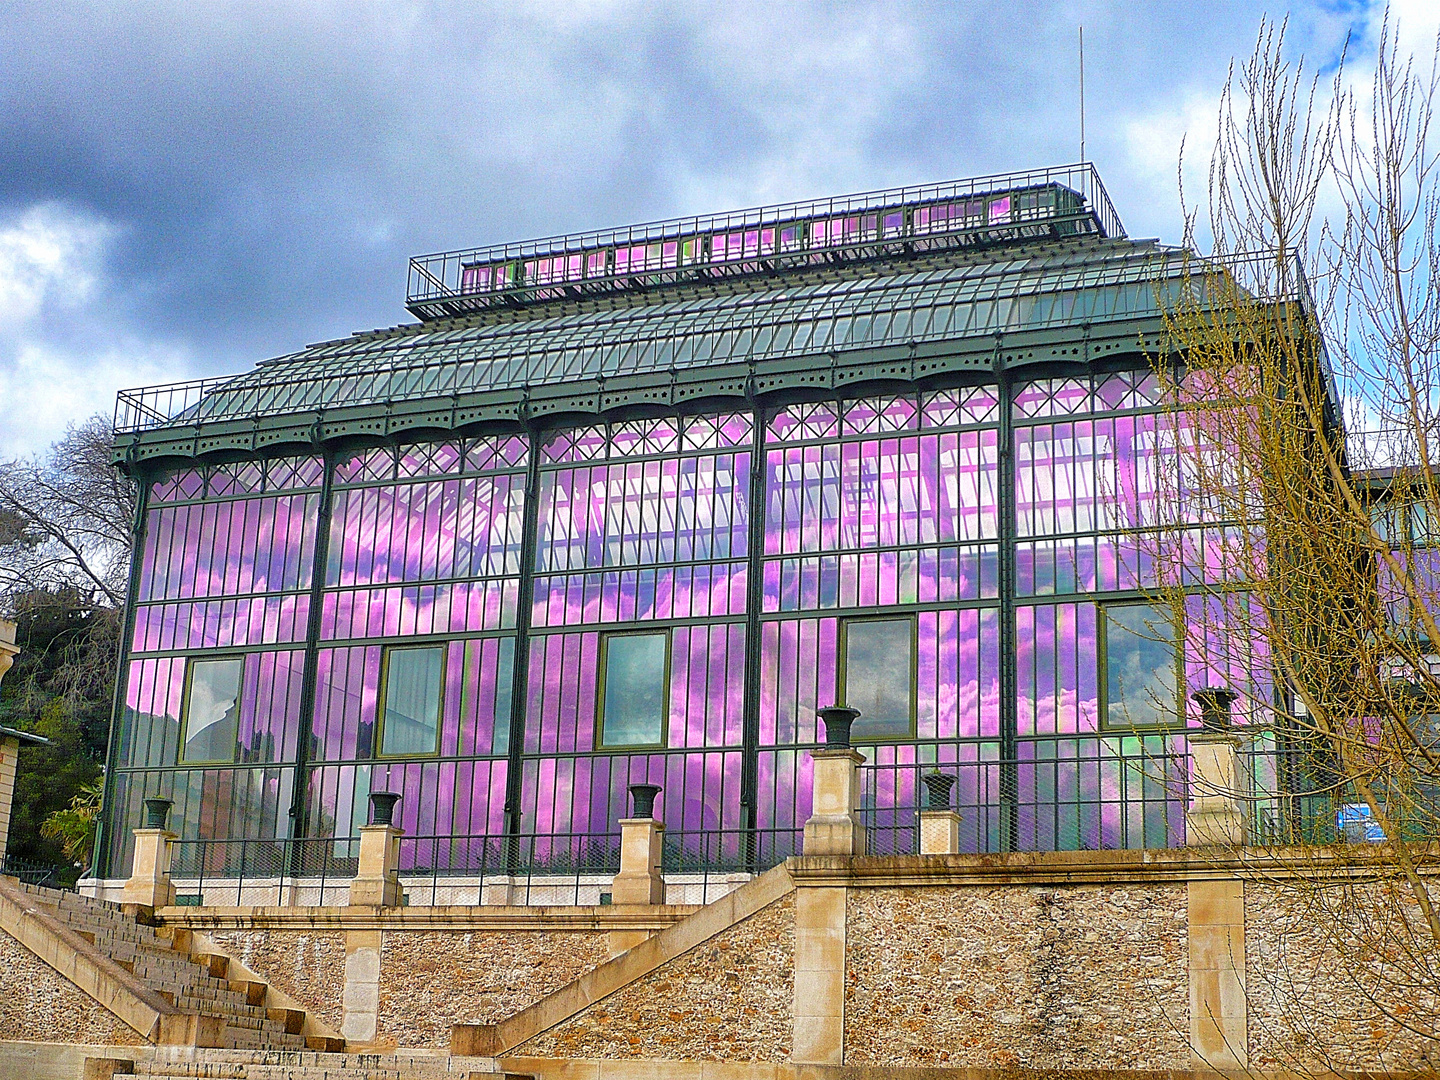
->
(341, 929), (383, 1046)
(804, 749), (867, 857)
(0, 620), (17, 687)
(918, 769), (960, 855)
(792, 707), (862, 1065)
(122, 800), (177, 910)
(803, 704), (868, 857)
(1186, 690), (1246, 847)
(0, 620), (22, 864)
(611, 783), (665, 906)
(0, 734), (18, 864)
(349, 792), (403, 907)
(1188, 877), (1248, 1070)
(793, 885), (847, 1064)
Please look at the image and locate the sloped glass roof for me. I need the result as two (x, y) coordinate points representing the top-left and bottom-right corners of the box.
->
(117, 236), (1186, 434)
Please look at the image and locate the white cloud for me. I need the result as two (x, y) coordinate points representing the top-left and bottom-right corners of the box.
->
(0, 203), (111, 329)
(0, 202), (185, 458)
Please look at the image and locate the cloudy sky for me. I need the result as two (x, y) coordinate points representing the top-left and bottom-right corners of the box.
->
(0, 0), (1432, 457)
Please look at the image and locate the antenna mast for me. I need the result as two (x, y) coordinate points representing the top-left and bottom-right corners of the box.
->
(1079, 25), (1086, 163)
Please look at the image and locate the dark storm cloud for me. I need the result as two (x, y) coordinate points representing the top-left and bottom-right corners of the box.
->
(0, 0), (1371, 453)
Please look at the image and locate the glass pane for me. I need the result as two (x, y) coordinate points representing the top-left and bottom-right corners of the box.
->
(601, 633), (668, 747)
(1104, 604), (1178, 727)
(843, 618), (914, 739)
(182, 657), (242, 763)
(380, 646), (444, 756)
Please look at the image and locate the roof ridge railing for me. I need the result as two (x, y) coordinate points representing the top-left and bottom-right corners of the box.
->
(406, 162), (1125, 318)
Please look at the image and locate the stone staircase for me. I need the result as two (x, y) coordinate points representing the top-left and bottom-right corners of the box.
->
(6, 879), (320, 1051)
(91, 1048), (533, 1079)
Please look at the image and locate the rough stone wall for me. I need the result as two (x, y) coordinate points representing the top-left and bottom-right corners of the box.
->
(1247, 881), (1440, 1073)
(208, 929), (346, 1032)
(377, 929), (611, 1049)
(0, 927), (146, 1045)
(846, 884), (1189, 1069)
(517, 893), (794, 1062)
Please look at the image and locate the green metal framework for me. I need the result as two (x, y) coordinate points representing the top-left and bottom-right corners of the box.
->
(99, 165), (1337, 877)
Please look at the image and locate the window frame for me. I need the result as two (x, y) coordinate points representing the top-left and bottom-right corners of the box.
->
(178, 654), (246, 765)
(375, 643), (447, 760)
(838, 614), (919, 742)
(595, 629), (672, 751)
(1097, 600), (1184, 731)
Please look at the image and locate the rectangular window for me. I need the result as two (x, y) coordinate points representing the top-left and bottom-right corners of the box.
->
(378, 645), (445, 757)
(1101, 603), (1180, 728)
(840, 617), (916, 740)
(598, 631), (669, 748)
(181, 656), (243, 763)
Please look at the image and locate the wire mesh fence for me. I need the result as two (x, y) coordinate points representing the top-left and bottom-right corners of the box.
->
(164, 829), (792, 908)
(151, 733), (1414, 907)
(857, 744), (1191, 856)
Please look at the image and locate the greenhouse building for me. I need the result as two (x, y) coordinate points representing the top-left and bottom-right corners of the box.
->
(97, 163), (1306, 900)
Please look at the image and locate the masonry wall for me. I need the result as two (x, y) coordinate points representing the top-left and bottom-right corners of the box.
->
(207, 929), (347, 1032)
(844, 883), (1190, 1070)
(199, 921), (616, 1050)
(1246, 881), (1440, 1074)
(377, 929), (612, 1049)
(516, 894), (794, 1062)
(0, 927), (145, 1046)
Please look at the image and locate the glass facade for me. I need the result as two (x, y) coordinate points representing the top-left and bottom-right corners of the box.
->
(103, 369), (1272, 876)
(103, 171), (1304, 883)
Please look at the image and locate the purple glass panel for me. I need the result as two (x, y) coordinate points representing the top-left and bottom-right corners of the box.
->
(304, 759), (507, 845)
(118, 656), (186, 767)
(132, 595), (310, 652)
(1181, 592), (1274, 727)
(311, 645), (381, 762)
(1015, 602), (1100, 737)
(309, 636), (512, 765)
(235, 650), (306, 764)
(843, 396), (918, 435)
(327, 474), (524, 586)
(139, 494), (317, 602)
(764, 427), (997, 559)
(520, 749), (742, 838)
(537, 453), (749, 574)
(465, 434), (529, 473)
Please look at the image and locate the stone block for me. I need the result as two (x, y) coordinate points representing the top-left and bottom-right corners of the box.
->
(791, 1013), (843, 1065)
(918, 810), (961, 855)
(157, 1013), (226, 1047)
(82, 1058), (135, 1080)
(349, 824), (403, 908)
(452, 1022), (500, 1056)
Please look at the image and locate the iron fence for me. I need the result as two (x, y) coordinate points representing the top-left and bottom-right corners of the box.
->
(1, 853), (72, 890)
(164, 829), (789, 908)
(152, 737), (1403, 907)
(857, 744), (1191, 856)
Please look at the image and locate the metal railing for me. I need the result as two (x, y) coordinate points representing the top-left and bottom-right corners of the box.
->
(1, 853), (72, 890)
(406, 163), (1123, 315)
(165, 829), (788, 908)
(168, 836), (357, 907)
(857, 745), (1192, 856)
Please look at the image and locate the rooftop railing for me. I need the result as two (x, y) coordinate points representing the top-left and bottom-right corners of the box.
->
(406, 163), (1125, 318)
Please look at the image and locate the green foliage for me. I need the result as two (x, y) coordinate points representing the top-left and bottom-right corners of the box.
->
(39, 777), (103, 867)
(0, 588), (116, 875)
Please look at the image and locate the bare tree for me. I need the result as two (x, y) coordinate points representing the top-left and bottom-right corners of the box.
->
(1147, 11), (1440, 1074)
(0, 415), (136, 611)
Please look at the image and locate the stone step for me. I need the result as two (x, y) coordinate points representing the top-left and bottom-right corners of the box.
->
(168, 993), (264, 1020)
(132, 1049), (516, 1073)
(130, 1066), (504, 1080)
(125, 1066), (518, 1080)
